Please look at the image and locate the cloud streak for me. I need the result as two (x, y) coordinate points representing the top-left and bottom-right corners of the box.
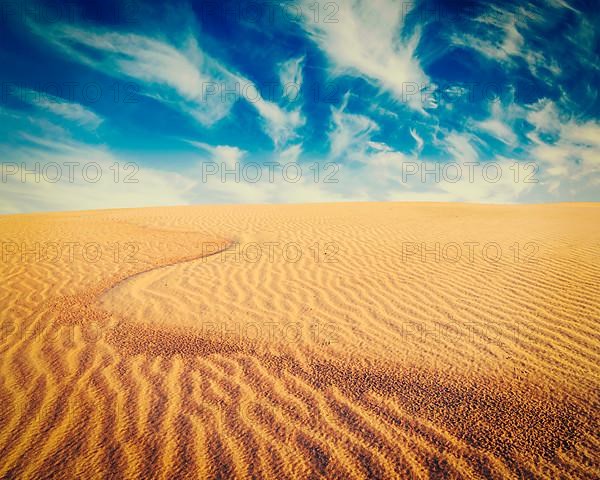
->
(299, 0), (429, 111)
(29, 20), (238, 126)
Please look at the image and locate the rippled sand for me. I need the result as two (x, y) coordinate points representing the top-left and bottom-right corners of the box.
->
(0, 203), (598, 479)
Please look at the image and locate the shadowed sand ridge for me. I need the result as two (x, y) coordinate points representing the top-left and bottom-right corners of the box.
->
(0, 203), (598, 479)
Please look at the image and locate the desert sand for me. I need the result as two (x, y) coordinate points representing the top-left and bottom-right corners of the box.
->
(0, 202), (598, 479)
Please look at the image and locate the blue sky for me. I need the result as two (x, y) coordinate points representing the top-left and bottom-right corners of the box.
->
(0, 0), (599, 213)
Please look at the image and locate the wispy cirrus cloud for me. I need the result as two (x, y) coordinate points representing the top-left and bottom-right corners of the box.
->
(247, 92), (305, 148)
(328, 93), (379, 159)
(0, 0), (596, 213)
(187, 142), (246, 169)
(299, 0), (429, 111)
(472, 102), (519, 145)
(13, 88), (103, 130)
(525, 99), (600, 193)
(409, 128), (424, 154)
(279, 56), (305, 101)
(29, 16), (306, 148)
(245, 56), (306, 148)
(28, 20), (238, 126)
(448, 0), (597, 88)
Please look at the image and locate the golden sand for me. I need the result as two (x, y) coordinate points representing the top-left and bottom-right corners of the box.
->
(0, 203), (598, 479)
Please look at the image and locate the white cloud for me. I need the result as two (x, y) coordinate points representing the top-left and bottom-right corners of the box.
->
(8, 2), (595, 209)
(15, 88), (103, 130)
(525, 99), (561, 135)
(29, 21), (238, 126)
(30, 18), (307, 147)
(188, 142), (246, 169)
(247, 92), (305, 148)
(473, 103), (519, 145)
(448, 1), (597, 85)
(299, 0), (429, 111)
(444, 132), (479, 164)
(322, 100), (536, 203)
(0, 137), (193, 214)
(526, 99), (600, 191)
(279, 56), (305, 100)
(393, 135), (532, 203)
(184, 141), (350, 204)
(453, 9), (524, 63)
(410, 128), (424, 154)
(277, 144), (303, 163)
(328, 94), (379, 159)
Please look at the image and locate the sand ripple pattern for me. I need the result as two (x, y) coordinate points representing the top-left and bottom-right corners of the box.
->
(0, 203), (599, 479)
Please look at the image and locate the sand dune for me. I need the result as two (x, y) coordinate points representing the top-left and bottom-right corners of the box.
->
(0, 203), (598, 479)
